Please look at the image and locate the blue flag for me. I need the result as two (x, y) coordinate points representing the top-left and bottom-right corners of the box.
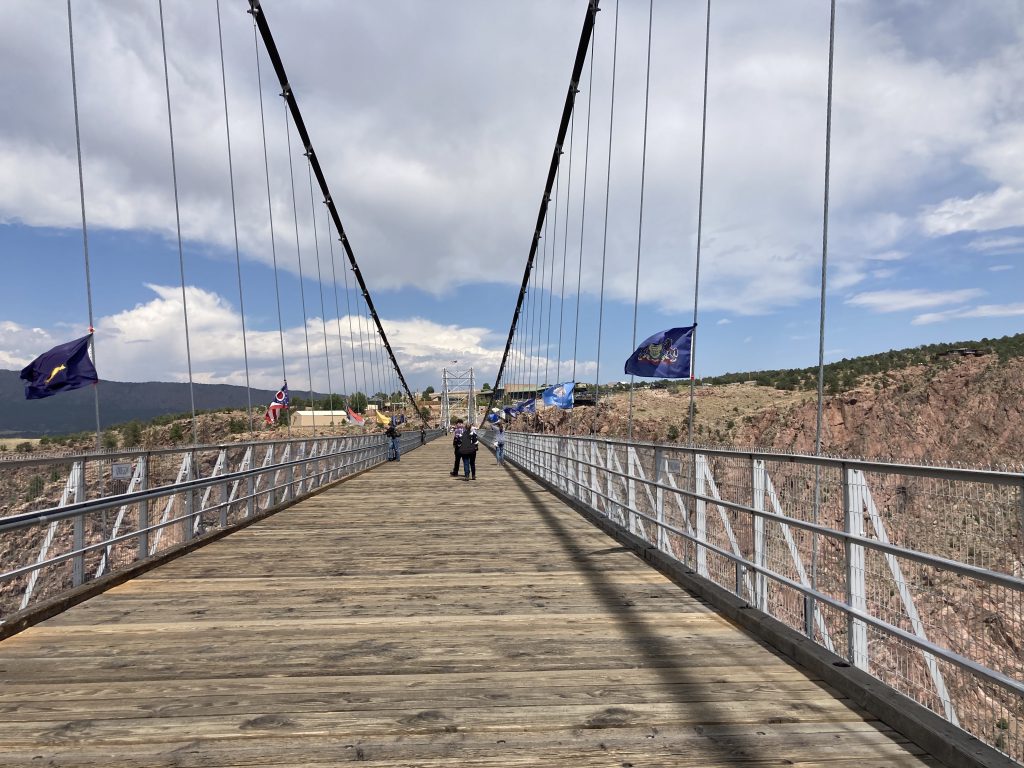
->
(516, 397), (536, 414)
(503, 406), (516, 421)
(624, 325), (694, 378)
(542, 381), (575, 409)
(20, 334), (98, 400)
(486, 411), (500, 423)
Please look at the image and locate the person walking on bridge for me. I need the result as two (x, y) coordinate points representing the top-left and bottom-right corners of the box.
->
(385, 421), (401, 461)
(449, 419), (465, 477)
(495, 423), (506, 466)
(458, 422), (479, 480)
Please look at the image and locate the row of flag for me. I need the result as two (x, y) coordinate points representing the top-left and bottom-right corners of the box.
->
(19, 326), (696, 407)
(491, 326), (696, 420)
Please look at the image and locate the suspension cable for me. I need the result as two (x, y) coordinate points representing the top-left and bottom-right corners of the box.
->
(815, 0), (837, 462)
(556, 110), (575, 383)
(545, 166), (560, 388)
(307, 159), (334, 425)
(252, 15), (289, 430)
(327, 215), (349, 411)
(687, 0), (712, 447)
(341, 249), (360, 404)
(214, 0), (254, 432)
(248, 1), (423, 422)
(626, 0), (655, 442)
(488, 0), (600, 404)
(157, 0), (198, 446)
(594, 0), (620, 410)
(284, 103), (316, 433)
(356, 290), (369, 406)
(811, 0), (839, 637)
(572, 36), (596, 383)
(65, 0), (102, 449)
(534, 212), (549, 392)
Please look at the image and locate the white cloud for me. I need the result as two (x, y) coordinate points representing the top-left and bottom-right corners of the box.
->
(1, 285), (549, 393)
(919, 186), (1024, 236)
(3, 1), (1024, 382)
(913, 302), (1024, 325)
(846, 288), (984, 313)
(716, 318), (732, 325)
(968, 235), (1024, 253)
(989, 264), (1013, 271)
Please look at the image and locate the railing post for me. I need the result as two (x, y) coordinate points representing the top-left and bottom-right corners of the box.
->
(220, 469), (229, 529)
(844, 465), (869, 670)
(589, 440), (597, 510)
(655, 447), (666, 553)
(138, 454), (150, 559)
(752, 458), (767, 612)
(183, 451), (195, 543)
(695, 454), (708, 578)
(602, 444), (610, 524)
(72, 459), (86, 587)
(627, 447), (637, 536)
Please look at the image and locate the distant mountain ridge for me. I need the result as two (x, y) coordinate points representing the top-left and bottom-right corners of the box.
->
(0, 371), (303, 437)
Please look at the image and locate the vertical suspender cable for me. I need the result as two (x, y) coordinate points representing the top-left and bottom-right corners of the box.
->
(327, 220), (349, 409)
(356, 291), (369, 405)
(545, 168), (560, 388)
(488, 1), (600, 406)
(308, 161), (334, 424)
(687, 0), (712, 447)
(556, 110), (576, 383)
(157, 0), (198, 446)
(534, 214), (549, 393)
(284, 105), (316, 432)
(65, 0), (102, 449)
(342, 255), (360, 402)
(815, 0), (837, 468)
(215, 0), (254, 432)
(594, 0), (620, 409)
(252, 17), (289, 432)
(249, 1), (422, 422)
(572, 38), (596, 382)
(811, 0), (838, 637)
(626, 0), (655, 443)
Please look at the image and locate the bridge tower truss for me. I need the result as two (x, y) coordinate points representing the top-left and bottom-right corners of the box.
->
(441, 367), (476, 429)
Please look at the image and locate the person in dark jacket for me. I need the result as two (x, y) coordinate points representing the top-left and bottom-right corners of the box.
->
(385, 422), (400, 461)
(450, 420), (464, 476)
(458, 424), (479, 480)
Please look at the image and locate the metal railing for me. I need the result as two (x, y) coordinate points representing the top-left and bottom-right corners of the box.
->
(483, 430), (1024, 762)
(0, 429), (443, 622)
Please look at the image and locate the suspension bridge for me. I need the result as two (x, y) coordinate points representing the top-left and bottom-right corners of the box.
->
(1, 2), (1022, 766)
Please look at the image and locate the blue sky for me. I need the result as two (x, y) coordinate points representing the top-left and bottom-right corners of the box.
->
(2, 0), (1023, 403)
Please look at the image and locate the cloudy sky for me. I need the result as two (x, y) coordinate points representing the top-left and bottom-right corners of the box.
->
(2, 0), (1023, 401)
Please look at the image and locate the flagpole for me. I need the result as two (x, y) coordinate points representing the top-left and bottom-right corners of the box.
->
(66, 1), (101, 450)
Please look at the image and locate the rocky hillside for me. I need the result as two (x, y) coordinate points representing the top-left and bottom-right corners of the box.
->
(519, 354), (1023, 470)
(736, 355), (1024, 469)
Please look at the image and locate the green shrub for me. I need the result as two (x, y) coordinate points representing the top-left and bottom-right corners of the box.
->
(26, 475), (44, 500)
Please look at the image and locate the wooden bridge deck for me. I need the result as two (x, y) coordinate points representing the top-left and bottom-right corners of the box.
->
(0, 439), (941, 767)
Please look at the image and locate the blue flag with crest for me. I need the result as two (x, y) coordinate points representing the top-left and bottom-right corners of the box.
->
(542, 381), (575, 409)
(20, 334), (98, 400)
(624, 325), (695, 378)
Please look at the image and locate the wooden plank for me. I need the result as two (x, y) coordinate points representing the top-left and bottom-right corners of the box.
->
(0, 440), (936, 766)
